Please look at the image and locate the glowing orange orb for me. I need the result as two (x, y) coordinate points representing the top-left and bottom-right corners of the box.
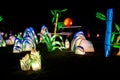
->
(64, 18), (73, 27)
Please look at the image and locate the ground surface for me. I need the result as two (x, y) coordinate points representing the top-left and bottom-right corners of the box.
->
(0, 41), (120, 79)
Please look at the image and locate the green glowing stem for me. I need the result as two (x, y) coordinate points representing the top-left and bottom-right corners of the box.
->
(54, 13), (59, 35)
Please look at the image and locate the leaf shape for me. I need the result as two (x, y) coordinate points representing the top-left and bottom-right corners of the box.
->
(111, 33), (115, 43)
(116, 35), (120, 43)
(55, 10), (59, 13)
(41, 34), (52, 51)
(60, 9), (68, 12)
(52, 17), (55, 23)
(96, 12), (106, 20)
(52, 41), (62, 47)
(51, 10), (55, 15)
(57, 22), (64, 31)
(112, 45), (120, 48)
(17, 33), (23, 40)
(114, 23), (120, 31)
(0, 16), (3, 22)
(51, 34), (63, 42)
(51, 46), (62, 52)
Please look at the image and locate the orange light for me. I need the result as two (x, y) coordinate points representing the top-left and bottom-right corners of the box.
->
(64, 18), (73, 27)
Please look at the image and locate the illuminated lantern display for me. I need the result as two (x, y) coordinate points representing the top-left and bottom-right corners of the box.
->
(22, 36), (35, 51)
(104, 8), (113, 57)
(64, 18), (73, 27)
(13, 27), (41, 71)
(13, 38), (23, 53)
(20, 53), (31, 71)
(40, 24), (48, 35)
(71, 31), (86, 51)
(30, 49), (42, 71)
(65, 38), (70, 49)
(22, 27), (38, 51)
(75, 46), (85, 55)
(79, 39), (95, 52)
(20, 50), (42, 71)
(96, 9), (113, 57)
(39, 24), (51, 43)
(0, 16), (3, 22)
(0, 33), (6, 47)
(71, 31), (94, 54)
(6, 35), (16, 45)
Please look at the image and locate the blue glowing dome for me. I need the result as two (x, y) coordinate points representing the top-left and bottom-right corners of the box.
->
(73, 31), (84, 39)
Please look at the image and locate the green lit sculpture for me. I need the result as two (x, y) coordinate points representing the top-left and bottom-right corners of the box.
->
(111, 23), (120, 56)
(0, 16), (3, 22)
(51, 9), (67, 35)
(40, 25), (64, 52)
(96, 9), (120, 56)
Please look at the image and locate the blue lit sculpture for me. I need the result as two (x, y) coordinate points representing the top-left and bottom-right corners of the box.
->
(105, 8), (113, 57)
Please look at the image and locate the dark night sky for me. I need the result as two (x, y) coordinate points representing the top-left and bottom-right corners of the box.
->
(0, 0), (119, 35)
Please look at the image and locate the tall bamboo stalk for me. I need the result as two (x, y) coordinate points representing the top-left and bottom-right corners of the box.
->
(54, 13), (59, 35)
(105, 8), (113, 57)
